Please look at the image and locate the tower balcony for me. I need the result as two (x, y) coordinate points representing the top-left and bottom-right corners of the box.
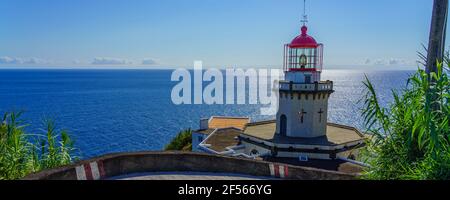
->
(279, 81), (334, 93)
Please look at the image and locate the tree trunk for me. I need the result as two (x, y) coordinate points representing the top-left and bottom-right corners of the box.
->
(426, 0), (448, 75)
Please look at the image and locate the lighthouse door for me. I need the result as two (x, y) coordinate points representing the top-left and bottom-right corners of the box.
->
(280, 115), (287, 136)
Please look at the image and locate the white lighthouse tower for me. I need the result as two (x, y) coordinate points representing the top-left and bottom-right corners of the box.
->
(276, 7), (334, 138)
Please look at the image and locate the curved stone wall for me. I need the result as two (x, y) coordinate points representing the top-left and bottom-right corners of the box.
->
(24, 151), (358, 180)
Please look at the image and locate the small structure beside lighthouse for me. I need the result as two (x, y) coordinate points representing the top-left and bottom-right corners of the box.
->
(192, 3), (367, 171)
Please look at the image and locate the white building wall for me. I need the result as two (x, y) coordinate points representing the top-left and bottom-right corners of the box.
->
(239, 136), (364, 161)
(285, 71), (321, 83)
(276, 151), (331, 160)
(241, 141), (272, 157)
(276, 93), (330, 138)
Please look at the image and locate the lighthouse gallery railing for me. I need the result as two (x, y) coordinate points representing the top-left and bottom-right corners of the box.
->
(279, 81), (333, 92)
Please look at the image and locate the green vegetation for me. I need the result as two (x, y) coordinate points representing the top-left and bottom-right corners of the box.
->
(165, 129), (192, 151)
(0, 112), (77, 180)
(360, 63), (450, 180)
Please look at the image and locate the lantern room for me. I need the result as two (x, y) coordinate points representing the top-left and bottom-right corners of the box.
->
(283, 25), (323, 73)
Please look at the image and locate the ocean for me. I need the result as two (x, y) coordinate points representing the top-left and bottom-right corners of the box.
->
(0, 69), (414, 159)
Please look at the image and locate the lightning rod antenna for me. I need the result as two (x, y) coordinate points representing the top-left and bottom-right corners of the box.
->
(301, 0), (308, 26)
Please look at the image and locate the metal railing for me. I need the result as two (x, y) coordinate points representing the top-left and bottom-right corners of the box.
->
(279, 81), (333, 92)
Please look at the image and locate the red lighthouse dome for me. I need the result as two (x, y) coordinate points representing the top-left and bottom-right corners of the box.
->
(283, 25), (323, 73)
(289, 26), (318, 48)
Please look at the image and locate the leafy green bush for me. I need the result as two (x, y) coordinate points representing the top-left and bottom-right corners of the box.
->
(360, 63), (450, 180)
(0, 112), (77, 180)
(165, 129), (192, 151)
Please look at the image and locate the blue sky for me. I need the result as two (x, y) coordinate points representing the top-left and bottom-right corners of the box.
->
(0, 0), (444, 69)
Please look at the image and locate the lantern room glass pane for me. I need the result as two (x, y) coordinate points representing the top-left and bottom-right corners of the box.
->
(288, 47), (318, 69)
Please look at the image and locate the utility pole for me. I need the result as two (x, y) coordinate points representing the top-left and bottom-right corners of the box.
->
(426, 0), (448, 75)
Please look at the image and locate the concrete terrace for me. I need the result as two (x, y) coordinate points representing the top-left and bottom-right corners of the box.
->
(243, 120), (365, 146)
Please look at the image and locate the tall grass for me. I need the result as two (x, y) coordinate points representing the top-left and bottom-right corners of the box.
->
(360, 62), (450, 180)
(0, 112), (77, 180)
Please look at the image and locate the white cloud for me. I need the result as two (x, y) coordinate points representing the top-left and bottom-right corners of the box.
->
(388, 58), (404, 65)
(72, 60), (81, 65)
(373, 59), (387, 66)
(92, 57), (132, 65)
(25, 57), (49, 64)
(364, 58), (412, 66)
(0, 56), (50, 65)
(1, 56), (160, 66)
(0, 56), (21, 64)
(142, 58), (158, 65)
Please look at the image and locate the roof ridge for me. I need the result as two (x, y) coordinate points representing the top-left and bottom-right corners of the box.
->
(210, 116), (250, 120)
(215, 127), (244, 132)
(245, 119), (276, 127)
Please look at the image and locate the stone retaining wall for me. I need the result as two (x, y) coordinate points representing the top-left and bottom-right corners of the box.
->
(24, 151), (358, 180)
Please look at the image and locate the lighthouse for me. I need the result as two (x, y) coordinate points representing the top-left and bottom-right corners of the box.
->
(193, 1), (366, 162)
(276, 21), (334, 138)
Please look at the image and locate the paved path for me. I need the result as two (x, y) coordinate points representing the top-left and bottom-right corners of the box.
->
(109, 172), (274, 180)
